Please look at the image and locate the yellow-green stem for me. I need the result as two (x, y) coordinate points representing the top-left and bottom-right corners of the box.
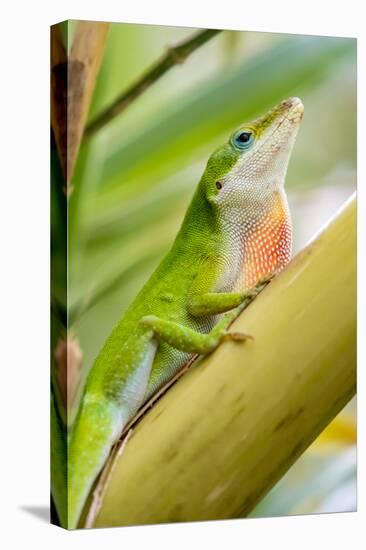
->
(90, 196), (356, 527)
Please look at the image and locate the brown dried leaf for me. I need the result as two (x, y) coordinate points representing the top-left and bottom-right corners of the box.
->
(54, 334), (83, 409)
(50, 21), (109, 188)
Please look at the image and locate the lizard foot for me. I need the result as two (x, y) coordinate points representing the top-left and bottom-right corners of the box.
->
(241, 273), (276, 302)
(243, 288), (258, 299)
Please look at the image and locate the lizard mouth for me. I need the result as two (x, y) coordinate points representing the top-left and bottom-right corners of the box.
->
(247, 97), (304, 159)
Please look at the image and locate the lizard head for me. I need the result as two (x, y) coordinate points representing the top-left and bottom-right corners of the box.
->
(205, 97), (304, 209)
(203, 97), (304, 288)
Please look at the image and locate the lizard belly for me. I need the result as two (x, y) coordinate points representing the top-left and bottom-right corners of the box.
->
(144, 313), (216, 400)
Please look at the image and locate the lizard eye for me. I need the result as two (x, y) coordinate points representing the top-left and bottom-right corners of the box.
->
(232, 130), (254, 151)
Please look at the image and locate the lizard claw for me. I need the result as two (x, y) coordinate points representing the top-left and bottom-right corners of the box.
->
(222, 331), (254, 343)
(257, 272), (276, 286)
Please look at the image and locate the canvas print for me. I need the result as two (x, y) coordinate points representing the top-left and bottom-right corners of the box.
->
(50, 21), (356, 529)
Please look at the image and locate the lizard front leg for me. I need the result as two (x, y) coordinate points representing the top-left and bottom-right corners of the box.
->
(187, 289), (257, 317)
(186, 256), (269, 317)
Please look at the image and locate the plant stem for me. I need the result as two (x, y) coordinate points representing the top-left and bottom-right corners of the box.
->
(85, 29), (222, 138)
(88, 197), (356, 527)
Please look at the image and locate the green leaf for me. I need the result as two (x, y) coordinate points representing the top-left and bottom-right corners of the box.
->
(99, 36), (355, 202)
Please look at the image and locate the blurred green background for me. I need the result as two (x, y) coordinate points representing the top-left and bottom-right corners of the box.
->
(56, 23), (357, 518)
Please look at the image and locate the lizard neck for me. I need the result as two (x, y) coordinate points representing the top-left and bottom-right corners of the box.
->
(175, 186), (220, 251)
(175, 186), (292, 292)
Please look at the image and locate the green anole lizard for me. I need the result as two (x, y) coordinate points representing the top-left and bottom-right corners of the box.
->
(67, 97), (304, 528)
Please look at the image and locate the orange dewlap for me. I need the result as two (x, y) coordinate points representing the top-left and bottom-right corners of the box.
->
(241, 198), (292, 289)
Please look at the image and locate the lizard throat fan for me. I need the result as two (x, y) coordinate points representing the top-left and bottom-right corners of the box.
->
(239, 194), (292, 289)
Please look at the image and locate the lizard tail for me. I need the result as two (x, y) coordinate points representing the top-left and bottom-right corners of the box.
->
(67, 393), (125, 529)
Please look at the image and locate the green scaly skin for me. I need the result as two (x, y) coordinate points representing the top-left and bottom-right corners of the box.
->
(67, 97), (304, 528)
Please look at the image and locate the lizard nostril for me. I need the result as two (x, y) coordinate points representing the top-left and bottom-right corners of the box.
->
(281, 99), (293, 108)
